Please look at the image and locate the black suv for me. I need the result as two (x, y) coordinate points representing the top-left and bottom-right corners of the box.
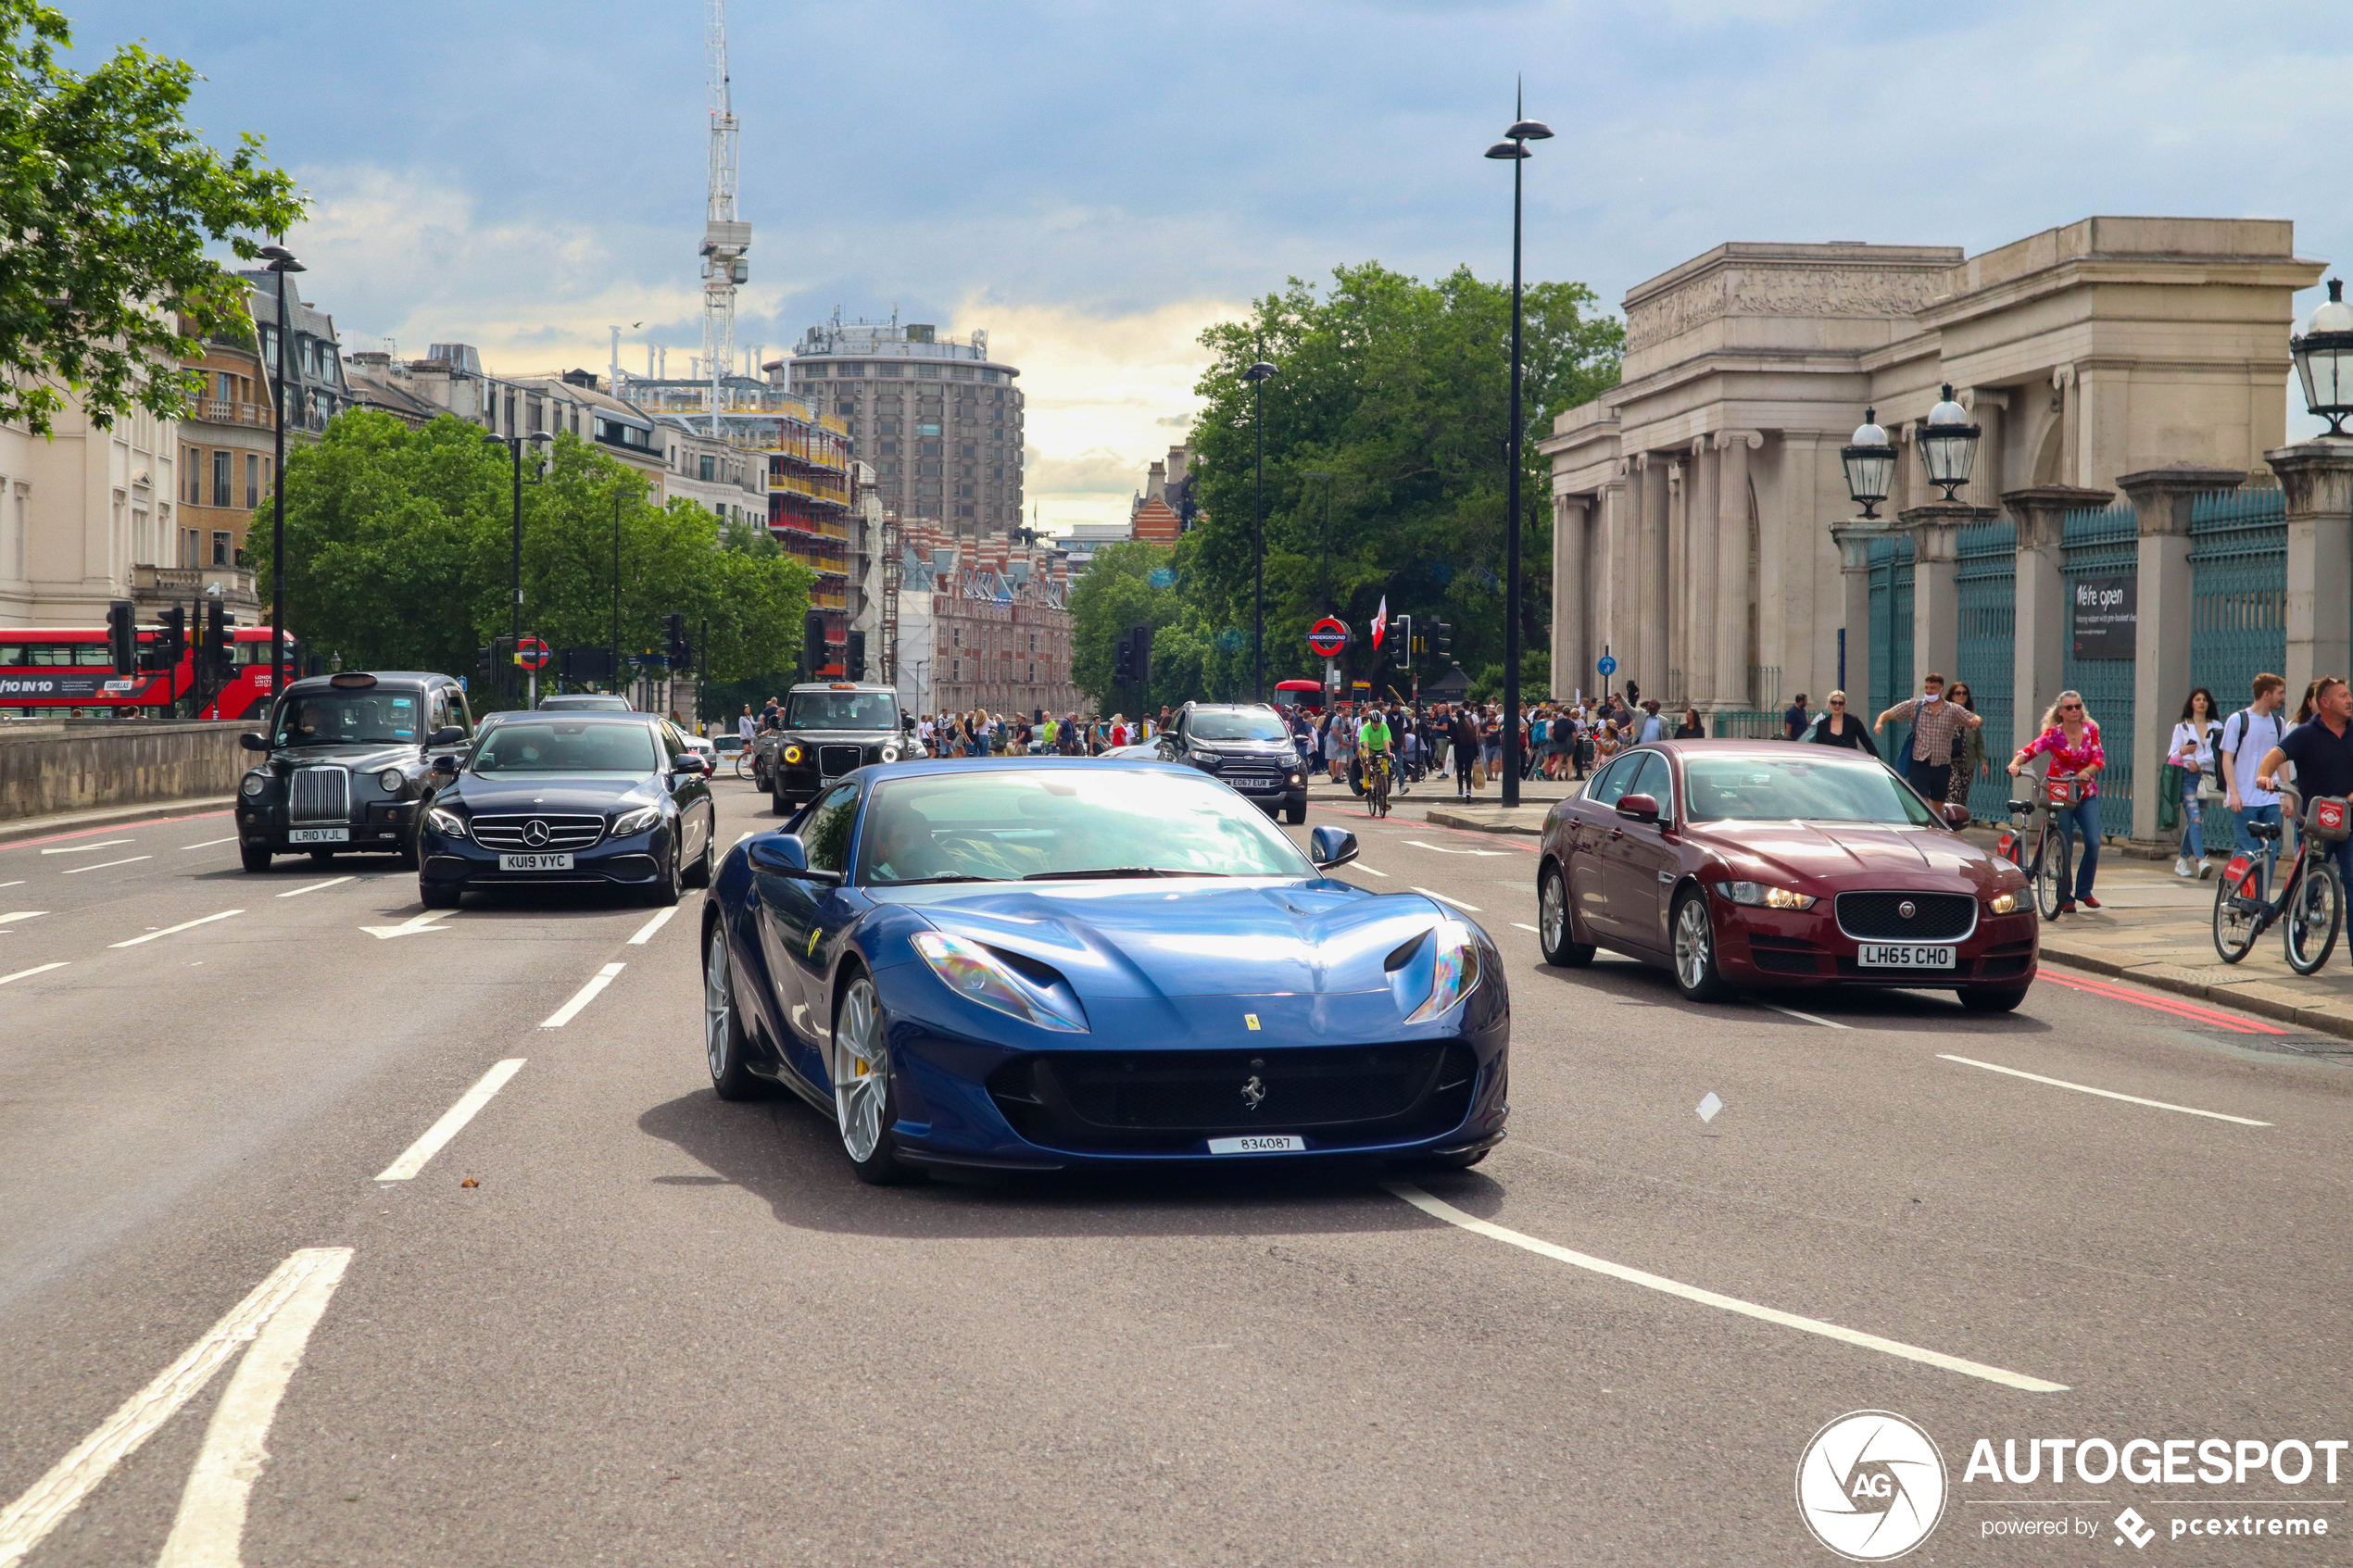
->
(234, 671), (472, 872)
(1155, 702), (1308, 822)
(753, 682), (914, 813)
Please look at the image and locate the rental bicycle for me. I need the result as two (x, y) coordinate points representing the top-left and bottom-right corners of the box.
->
(1999, 774), (2086, 919)
(2212, 787), (2345, 973)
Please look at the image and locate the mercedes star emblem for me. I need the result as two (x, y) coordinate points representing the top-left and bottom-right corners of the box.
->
(523, 819), (550, 847)
(1898, 899), (1918, 920)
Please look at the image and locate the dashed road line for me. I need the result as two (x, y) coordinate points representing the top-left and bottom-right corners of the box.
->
(626, 907), (677, 945)
(61, 856), (151, 875)
(179, 837), (239, 850)
(1353, 862), (1389, 877)
(0, 962), (66, 986)
(40, 839), (132, 856)
(541, 961), (625, 1028)
(1761, 1002), (1853, 1030)
(276, 876), (355, 898)
(1511, 922), (1540, 934)
(374, 1059), (527, 1181)
(1385, 1182), (2068, 1394)
(1937, 1053), (2271, 1126)
(109, 910), (242, 948)
(1411, 885), (1481, 911)
(0, 910), (46, 925)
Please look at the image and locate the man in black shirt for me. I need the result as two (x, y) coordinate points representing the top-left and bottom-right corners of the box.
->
(1784, 694), (1809, 741)
(2259, 674), (2353, 889)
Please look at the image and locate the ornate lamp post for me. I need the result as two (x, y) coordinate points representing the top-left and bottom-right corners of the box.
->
(256, 245), (304, 707)
(1241, 359), (1278, 701)
(1486, 97), (1552, 809)
(1839, 408), (1896, 518)
(1917, 384), (1982, 501)
(484, 430), (558, 703)
(2291, 278), (2353, 435)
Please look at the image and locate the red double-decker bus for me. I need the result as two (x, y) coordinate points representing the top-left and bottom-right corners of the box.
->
(0, 623), (291, 720)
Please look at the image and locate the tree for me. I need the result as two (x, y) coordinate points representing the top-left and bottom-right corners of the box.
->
(251, 410), (814, 706)
(1181, 262), (1620, 698)
(1065, 540), (1254, 712)
(0, 1), (303, 434)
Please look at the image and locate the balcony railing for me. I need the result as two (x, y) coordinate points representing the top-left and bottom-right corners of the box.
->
(769, 470), (849, 505)
(194, 397), (271, 429)
(131, 562), (258, 604)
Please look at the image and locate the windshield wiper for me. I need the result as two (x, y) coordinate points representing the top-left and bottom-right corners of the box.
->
(1022, 867), (1230, 880)
(884, 873), (1003, 885)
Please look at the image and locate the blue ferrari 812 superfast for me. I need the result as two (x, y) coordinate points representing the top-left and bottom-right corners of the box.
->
(700, 758), (1509, 1182)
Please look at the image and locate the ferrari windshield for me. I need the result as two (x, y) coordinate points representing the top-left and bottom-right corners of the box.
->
(787, 691), (898, 730)
(859, 769), (1312, 885)
(1187, 708), (1291, 743)
(272, 690), (422, 747)
(1681, 755), (1941, 826)
(467, 720), (661, 774)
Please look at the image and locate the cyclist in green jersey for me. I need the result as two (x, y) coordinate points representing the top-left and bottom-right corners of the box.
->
(1358, 711), (1394, 813)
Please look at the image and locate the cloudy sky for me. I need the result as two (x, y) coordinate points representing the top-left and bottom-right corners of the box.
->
(71, 0), (2353, 529)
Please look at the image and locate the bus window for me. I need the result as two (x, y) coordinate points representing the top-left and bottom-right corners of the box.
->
(0, 644), (23, 666)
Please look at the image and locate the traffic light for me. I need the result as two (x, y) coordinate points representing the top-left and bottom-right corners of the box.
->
(1114, 635), (1136, 684)
(846, 630), (865, 682)
(662, 613), (689, 671)
(202, 600), (234, 678)
(106, 600), (136, 675)
(1129, 622), (1152, 688)
(1433, 621), (1453, 659)
(802, 610), (826, 679)
(147, 605), (187, 673)
(1392, 613), (1413, 670)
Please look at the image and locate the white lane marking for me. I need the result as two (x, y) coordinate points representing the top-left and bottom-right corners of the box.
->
(0, 1247), (355, 1568)
(541, 961), (625, 1028)
(155, 1249), (353, 1568)
(1402, 839), (1507, 857)
(40, 839), (132, 856)
(61, 856), (151, 875)
(108, 909), (242, 947)
(734, 831), (754, 844)
(179, 837), (239, 850)
(1384, 1182), (2068, 1393)
(276, 876), (354, 898)
(627, 907), (676, 946)
(1511, 922), (1540, 934)
(374, 1059), (527, 1181)
(0, 881), (19, 890)
(0, 962), (67, 986)
(1937, 1054), (2271, 1127)
(1762, 1002), (1853, 1030)
(1352, 862), (1389, 877)
(1410, 885), (1482, 911)
(0, 910), (47, 924)
(361, 909), (455, 939)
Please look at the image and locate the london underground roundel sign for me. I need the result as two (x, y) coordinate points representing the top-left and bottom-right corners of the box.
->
(1307, 618), (1349, 658)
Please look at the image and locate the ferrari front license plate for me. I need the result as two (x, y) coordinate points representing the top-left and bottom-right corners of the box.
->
(1857, 943), (1955, 969)
(1207, 1135), (1305, 1154)
(287, 828), (347, 844)
(498, 852), (574, 872)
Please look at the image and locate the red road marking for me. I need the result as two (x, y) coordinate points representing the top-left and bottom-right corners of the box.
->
(0, 810), (233, 852)
(2039, 968), (2286, 1035)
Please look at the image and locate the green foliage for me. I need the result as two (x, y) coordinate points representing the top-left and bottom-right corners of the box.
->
(1181, 261), (1620, 696)
(1065, 540), (1253, 711)
(250, 410), (814, 708)
(0, 1), (304, 434)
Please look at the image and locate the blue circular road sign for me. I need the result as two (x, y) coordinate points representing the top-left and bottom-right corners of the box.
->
(1596, 655), (1618, 676)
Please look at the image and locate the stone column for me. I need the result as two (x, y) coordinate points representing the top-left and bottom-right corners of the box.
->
(2269, 441), (2353, 701)
(1716, 432), (1758, 707)
(2118, 464), (2246, 843)
(1828, 520), (1882, 709)
(1638, 453), (1668, 700)
(1899, 500), (1996, 694)
(1552, 492), (1590, 700)
(2001, 484), (2115, 759)
(1690, 437), (1718, 709)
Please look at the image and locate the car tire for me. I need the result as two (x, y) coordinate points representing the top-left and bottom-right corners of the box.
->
(682, 823), (716, 889)
(240, 845), (271, 873)
(1668, 888), (1731, 1003)
(1285, 799), (1306, 825)
(833, 969), (922, 1185)
(393, 828), (420, 872)
(1538, 861), (1595, 967)
(1959, 984), (2030, 1013)
(309, 848), (335, 865)
(646, 840), (684, 907)
(771, 775), (793, 816)
(703, 916), (760, 1101)
(420, 882), (460, 909)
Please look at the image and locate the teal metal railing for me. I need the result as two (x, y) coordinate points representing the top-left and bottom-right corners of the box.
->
(2059, 500), (2138, 837)
(1954, 517), (2017, 822)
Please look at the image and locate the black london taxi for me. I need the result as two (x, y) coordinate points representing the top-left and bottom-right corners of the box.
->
(234, 671), (473, 872)
(751, 681), (915, 812)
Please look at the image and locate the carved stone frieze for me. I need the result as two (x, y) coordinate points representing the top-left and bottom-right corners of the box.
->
(1626, 265), (1951, 350)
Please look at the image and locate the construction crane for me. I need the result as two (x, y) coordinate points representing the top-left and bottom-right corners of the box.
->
(699, 0), (748, 435)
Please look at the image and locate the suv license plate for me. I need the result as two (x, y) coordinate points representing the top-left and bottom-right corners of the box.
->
(287, 828), (347, 844)
(1857, 943), (1955, 969)
(498, 852), (574, 872)
(1207, 1135), (1304, 1154)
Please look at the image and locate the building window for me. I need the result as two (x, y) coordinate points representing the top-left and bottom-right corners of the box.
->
(185, 448), (201, 505)
(837, 400), (856, 417)
(699, 455), (716, 482)
(918, 422), (941, 437)
(212, 450), (232, 508)
(212, 531), (232, 566)
(915, 365), (939, 378)
(245, 454), (260, 508)
(804, 363), (827, 377)
(879, 364), (902, 378)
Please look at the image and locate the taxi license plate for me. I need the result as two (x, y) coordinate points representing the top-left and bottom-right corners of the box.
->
(1207, 1135), (1305, 1154)
(498, 852), (573, 872)
(287, 828), (347, 844)
(1857, 943), (1955, 969)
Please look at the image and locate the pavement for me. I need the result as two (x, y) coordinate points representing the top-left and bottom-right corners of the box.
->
(0, 778), (2347, 1564)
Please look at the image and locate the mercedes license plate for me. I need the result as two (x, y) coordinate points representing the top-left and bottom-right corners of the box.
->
(498, 852), (573, 872)
(287, 828), (348, 844)
(1857, 943), (1955, 969)
(1207, 1135), (1305, 1154)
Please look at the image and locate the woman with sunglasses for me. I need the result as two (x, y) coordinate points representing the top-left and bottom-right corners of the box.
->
(2009, 689), (2106, 912)
(1805, 691), (1878, 755)
(1946, 682), (1987, 808)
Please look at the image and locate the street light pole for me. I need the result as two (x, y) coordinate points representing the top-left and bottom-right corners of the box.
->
(257, 245), (305, 709)
(1241, 359), (1278, 702)
(484, 429), (555, 706)
(1486, 89), (1553, 810)
(611, 486), (623, 690)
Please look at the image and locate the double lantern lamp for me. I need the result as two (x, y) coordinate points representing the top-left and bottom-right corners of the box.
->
(1839, 383), (1982, 515)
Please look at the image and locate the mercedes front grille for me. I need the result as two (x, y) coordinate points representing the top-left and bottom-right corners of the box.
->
(468, 813), (608, 852)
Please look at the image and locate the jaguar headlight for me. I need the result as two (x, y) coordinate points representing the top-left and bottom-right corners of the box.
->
(1401, 918), (1484, 1024)
(783, 744), (804, 765)
(378, 768), (406, 794)
(240, 772), (268, 797)
(610, 806), (661, 837)
(1988, 891), (2020, 915)
(912, 931), (1088, 1033)
(424, 806), (468, 838)
(1718, 880), (1817, 910)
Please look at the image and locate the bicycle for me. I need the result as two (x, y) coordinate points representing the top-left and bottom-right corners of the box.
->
(1364, 750), (1394, 818)
(1999, 773), (2084, 918)
(2213, 787), (2345, 974)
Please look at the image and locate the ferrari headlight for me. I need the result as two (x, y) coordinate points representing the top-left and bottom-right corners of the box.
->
(1403, 918), (1485, 1024)
(1988, 891), (2020, 915)
(1718, 880), (1817, 910)
(240, 772), (268, 797)
(783, 744), (804, 764)
(912, 931), (1088, 1033)
(378, 768), (406, 794)
(424, 806), (468, 838)
(610, 806), (661, 837)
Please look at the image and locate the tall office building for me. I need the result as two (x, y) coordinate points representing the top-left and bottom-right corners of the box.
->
(776, 316), (1023, 535)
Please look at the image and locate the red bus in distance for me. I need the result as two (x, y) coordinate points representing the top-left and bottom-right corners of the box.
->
(0, 623), (290, 720)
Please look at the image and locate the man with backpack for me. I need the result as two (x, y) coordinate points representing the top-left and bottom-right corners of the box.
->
(2221, 672), (2289, 887)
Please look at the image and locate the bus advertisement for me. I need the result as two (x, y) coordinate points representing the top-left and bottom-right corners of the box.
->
(0, 623), (291, 720)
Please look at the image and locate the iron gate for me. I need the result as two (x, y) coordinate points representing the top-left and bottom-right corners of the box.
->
(2186, 483), (2285, 852)
(2059, 500), (2138, 838)
(1865, 533), (1914, 720)
(1953, 517), (2016, 822)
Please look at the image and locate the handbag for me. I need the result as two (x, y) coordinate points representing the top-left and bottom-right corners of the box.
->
(2195, 771), (2225, 803)
(1472, 759), (1488, 788)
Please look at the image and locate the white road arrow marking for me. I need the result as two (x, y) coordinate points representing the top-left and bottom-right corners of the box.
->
(1402, 839), (1507, 856)
(361, 909), (457, 939)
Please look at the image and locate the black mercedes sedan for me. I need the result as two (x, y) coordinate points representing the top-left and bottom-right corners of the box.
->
(417, 712), (715, 908)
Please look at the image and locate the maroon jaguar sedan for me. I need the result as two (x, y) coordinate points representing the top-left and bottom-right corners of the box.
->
(1534, 741), (2037, 1010)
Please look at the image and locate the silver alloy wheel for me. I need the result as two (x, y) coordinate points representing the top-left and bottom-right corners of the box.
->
(1540, 871), (1567, 952)
(704, 927), (732, 1081)
(1674, 897), (1712, 991)
(833, 977), (887, 1163)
